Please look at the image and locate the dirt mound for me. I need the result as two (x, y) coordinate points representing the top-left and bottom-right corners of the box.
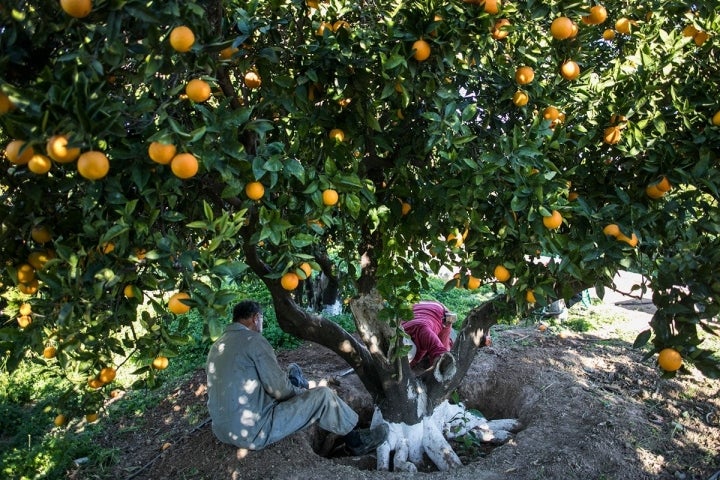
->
(93, 304), (719, 480)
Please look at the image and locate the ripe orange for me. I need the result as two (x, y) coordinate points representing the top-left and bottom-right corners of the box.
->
(542, 210), (563, 229)
(245, 181), (265, 200)
(603, 224), (621, 237)
(615, 18), (632, 35)
(568, 191), (579, 201)
(401, 202), (411, 215)
(550, 17), (574, 40)
(43, 346), (57, 359)
(168, 292), (191, 314)
(587, 5), (607, 25)
(18, 279), (39, 295)
(17, 263), (35, 284)
(412, 39), (431, 61)
(603, 126), (622, 145)
(602, 29), (615, 41)
(316, 22), (332, 36)
(526, 289), (536, 303)
(19, 302), (32, 316)
(28, 154), (52, 174)
(152, 356), (169, 370)
(148, 141), (176, 164)
(123, 284), (135, 298)
(481, 0), (499, 15)
(542, 106), (560, 121)
(646, 184), (665, 199)
(494, 265), (511, 283)
(694, 31), (709, 46)
(85, 413), (99, 423)
(560, 60), (580, 80)
(322, 189), (339, 206)
(31, 225), (52, 244)
(28, 250), (50, 269)
(281, 272), (300, 291)
(512, 90), (529, 107)
(467, 276), (481, 290)
(88, 377), (104, 389)
(333, 20), (350, 32)
(712, 111), (720, 126)
(170, 153), (199, 179)
(54, 414), (67, 427)
(17, 315), (32, 328)
(657, 348), (682, 372)
(244, 71), (262, 89)
(47, 135), (81, 163)
(491, 18), (511, 40)
(186, 79), (211, 102)
(0, 91), (13, 114)
(299, 262), (313, 279)
(169, 26), (195, 52)
(329, 128), (345, 142)
(682, 25), (698, 37)
(99, 366), (117, 384)
(77, 151), (110, 180)
(5, 140), (34, 165)
(60, 0), (92, 18)
(101, 241), (115, 254)
(656, 176), (672, 192)
(219, 46), (238, 60)
(515, 66), (535, 85)
(618, 232), (639, 247)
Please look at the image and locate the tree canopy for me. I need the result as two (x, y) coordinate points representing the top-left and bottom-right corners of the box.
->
(1, 0), (719, 416)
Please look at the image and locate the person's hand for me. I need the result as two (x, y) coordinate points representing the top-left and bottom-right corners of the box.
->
(484, 334), (492, 347)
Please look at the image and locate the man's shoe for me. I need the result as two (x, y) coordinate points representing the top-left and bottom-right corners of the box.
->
(344, 424), (389, 456)
(288, 363), (309, 389)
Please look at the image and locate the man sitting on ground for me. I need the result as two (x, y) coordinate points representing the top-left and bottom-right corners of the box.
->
(206, 300), (388, 455)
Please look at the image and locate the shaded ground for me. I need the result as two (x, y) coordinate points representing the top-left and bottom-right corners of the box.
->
(88, 279), (719, 480)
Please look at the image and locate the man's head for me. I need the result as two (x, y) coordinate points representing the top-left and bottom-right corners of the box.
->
(233, 300), (263, 333)
(443, 311), (458, 326)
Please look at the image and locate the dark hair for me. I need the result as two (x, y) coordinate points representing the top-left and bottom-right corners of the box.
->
(233, 300), (262, 323)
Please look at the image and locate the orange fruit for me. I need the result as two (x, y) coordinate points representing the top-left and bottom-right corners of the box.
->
(401, 202), (411, 215)
(512, 90), (529, 107)
(329, 128), (345, 142)
(467, 276), (481, 290)
(658, 348), (682, 372)
(646, 184), (665, 199)
(28, 154), (52, 174)
(19, 303), (32, 316)
(219, 46), (239, 60)
(603, 224), (621, 237)
(99, 366), (117, 384)
(186, 79), (211, 102)
(169, 26), (195, 52)
(244, 71), (262, 89)
(712, 111), (720, 126)
(322, 189), (339, 206)
(526, 289), (536, 303)
(47, 135), (81, 163)
(152, 356), (169, 370)
(550, 17), (574, 40)
(515, 66), (535, 85)
(31, 225), (52, 244)
(168, 292), (191, 314)
(316, 22), (332, 36)
(306, 0), (319, 8)
(602, 29), (616, 41)
(170, 153), (199, 179)
(682, 25), (698, 37)
(245, 181), (265, 200)
(481, 0), (499, 15)
(18, 279), (39, 295)
(54, 414), (67, 427)
(538, 323), (547, 331)
(101, 241), (115, 254)
(148, 141), (176, 164)
(0, 91), (13, 114)
(77, 151), (110, 180)
(88, 377), (104, 389)
(85, 413), (99, 423)
(656, 176), (672, 192)
(587, 5), (607, 25)
(491, 19), (511, 40)
(60, 0), (92, 18)
(603, 126), (622, 145)
(123, 284), (135, 298)
(281, 272), (300, 291)
(299, 262), (313, 279)
(618, 232), (639, 247)
(568, 191), (579, 201)
(412, 39), (431, 61)
(28, 250), (50, 269)
(542, 106), (560, 121)
(17, 263), (35, 284)
(615, 18), (632, 35)
(5, 140), (34, 165)
(542, 210), (563, 229)
(333, 20), (350, 32)
(17, 315), (32, 328)
(560, 60), (580, 80)
(494, 265), (511, 282)
(43, 346), (57, 359)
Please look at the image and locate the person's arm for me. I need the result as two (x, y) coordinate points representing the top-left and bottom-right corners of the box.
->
(253, 339), (300, 401)
(413, 323), (450, 363)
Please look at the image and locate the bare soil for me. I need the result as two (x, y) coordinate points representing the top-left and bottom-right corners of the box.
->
(88, 280), (720, 480)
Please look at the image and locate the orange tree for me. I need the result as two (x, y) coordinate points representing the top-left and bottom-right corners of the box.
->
(1, 0), (719, 467)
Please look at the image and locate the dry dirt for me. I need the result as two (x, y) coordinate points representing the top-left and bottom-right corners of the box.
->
(88, 276), (719, 480)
